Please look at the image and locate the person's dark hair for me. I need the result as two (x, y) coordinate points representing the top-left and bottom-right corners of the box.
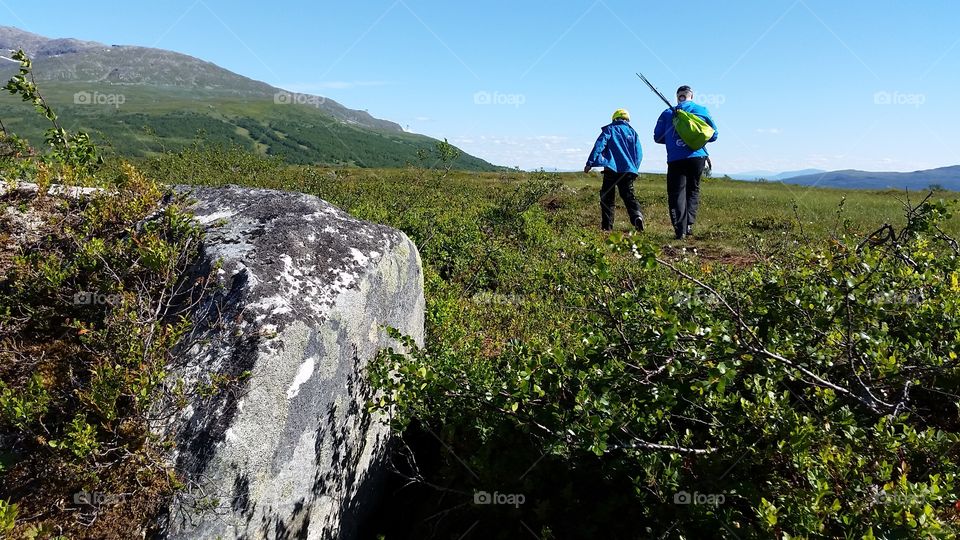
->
(677, 85), (693, 95)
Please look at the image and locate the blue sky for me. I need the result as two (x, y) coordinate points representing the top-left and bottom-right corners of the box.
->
(4, 0), (959, 173)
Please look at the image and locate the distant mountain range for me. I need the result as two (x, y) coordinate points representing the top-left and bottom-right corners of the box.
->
(0, 26), (499, 170)
(722, 166), (959, 191)
(777, 165), (960, 191)
(728, 169), (827, 181)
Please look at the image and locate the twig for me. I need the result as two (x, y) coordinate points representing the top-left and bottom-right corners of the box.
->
(656, 256), (888, 413)
(608, 439), (713, 455)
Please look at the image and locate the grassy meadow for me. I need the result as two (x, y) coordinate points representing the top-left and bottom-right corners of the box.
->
(158, 159), (957, 539)
(3, 137), (959, 538)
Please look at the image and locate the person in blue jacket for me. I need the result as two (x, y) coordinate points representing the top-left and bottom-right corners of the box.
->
(584, 108), (644, 232)
(654, 85), (718, 239)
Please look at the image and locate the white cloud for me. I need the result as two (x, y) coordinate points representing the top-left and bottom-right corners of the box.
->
(450, 135), (591, 170)
(756, 128), (782, 135)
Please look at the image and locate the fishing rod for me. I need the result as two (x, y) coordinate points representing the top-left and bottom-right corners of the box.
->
(636, 72), (675, 110)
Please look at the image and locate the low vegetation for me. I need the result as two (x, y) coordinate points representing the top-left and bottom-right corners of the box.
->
(0, 50), (202, 540)
(154, 143), (960, 538)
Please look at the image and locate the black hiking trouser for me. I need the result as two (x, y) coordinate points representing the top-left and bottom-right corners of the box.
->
(666, 157), (707, 237)
(600, 169), (643, 231)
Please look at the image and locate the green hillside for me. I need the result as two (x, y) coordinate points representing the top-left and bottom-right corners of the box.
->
(0, 83), (498, 170)
(0, 26), (501, 171)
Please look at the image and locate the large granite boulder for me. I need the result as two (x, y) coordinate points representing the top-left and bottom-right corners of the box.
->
(153, 185), (424, 539)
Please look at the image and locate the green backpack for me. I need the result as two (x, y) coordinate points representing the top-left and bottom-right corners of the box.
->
(672, 108), (714, 151)
(637, 72), (714, 150)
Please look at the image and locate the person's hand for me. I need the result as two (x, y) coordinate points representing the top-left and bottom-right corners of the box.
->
(583, 165), (591, 174)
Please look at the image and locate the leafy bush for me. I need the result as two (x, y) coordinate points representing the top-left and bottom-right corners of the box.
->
(142, 139), (286, 189)
(0, 51), (202, 539)
(2, 49), (101, 179)
(0, 499), (17, 534)
(370, 195), (960, 539)
(744, 215), (795, 232)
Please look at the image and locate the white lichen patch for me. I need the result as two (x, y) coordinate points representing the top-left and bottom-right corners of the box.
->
(196, 210), (236, 225)
(286, 355), (316, 399)
(250, 296), (294, 321)
(337, 271), (357, 290)
(350, 248), (369, 267)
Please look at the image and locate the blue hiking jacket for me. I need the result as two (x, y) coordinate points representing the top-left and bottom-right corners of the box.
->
(586, 119), (642, 174)
(653, 101), (718, 162)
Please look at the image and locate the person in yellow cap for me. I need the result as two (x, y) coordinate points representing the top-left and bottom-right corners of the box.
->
(584, 109), (644, 231)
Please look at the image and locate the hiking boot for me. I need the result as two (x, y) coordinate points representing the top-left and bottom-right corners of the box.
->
(685, 225), (694, 238)
(633, 215), (645, 233)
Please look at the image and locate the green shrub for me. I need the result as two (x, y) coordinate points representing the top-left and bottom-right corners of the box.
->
(0, 375), (50, 431)
(0, 51), (203, 539)
(141, 140), (286, 189)
(0, 499), (17, 535)
(370, 197), (960, 539)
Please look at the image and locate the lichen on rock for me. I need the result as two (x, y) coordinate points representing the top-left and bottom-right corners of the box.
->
(154, 185), (424, 540)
